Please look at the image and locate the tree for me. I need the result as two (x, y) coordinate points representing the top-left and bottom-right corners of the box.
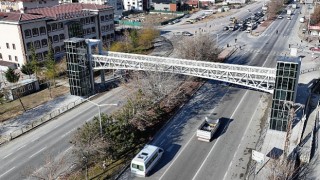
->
(311, 5), (320, 25)
(267, 0), (283, 20)
(30, 45), (41, 80)
(5, 68), (20, 83)
(138, 28), (160, 50)
(4, 68), (26, 111)
(44, 41), (58, 98)
(26, 153), (70, 180)
(21, 62), (34, 78)
(176, 33), (220, 62)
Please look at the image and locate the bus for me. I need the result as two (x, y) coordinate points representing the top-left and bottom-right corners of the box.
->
(130, 145), (164, 177)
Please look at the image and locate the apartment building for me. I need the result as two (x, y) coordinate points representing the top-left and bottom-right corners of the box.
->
(123, 0), (151, 11)
(0, 3), (114, 68)
(0, 0), (59, 13)
(77, 0), (123, 18)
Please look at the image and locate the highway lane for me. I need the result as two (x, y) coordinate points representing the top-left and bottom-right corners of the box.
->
(0, 86), (134, 179)
(124, 4), (302, 179)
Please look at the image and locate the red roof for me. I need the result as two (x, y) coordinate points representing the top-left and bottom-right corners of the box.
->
(0, 12), (46, 22)
(28, 3), (112, 20)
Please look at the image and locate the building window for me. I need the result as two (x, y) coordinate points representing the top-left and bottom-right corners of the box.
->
(40, 26), (46, 35)
(47, 24), (51, 32)
(34, 40), (41, 49)
(0, 53), (2, 60)
(12, 44), (16, 50)
(105, 25), (109, 30)
(26, 42), (33, 50)
(105, 15), (109, 21)
(48, 36), (53, 44)
(59, 34), (65, 41)
(43, 51), (48, 59)
(100, 16), (104, 22)
(91, 27), (96, 33)
(80, 18), (85, 25)
(36, 53), (43, 61)
(61, 45), (65, 52)
(58, 22), (63, 29)
(83, 29), (86, 35)
(6, 43), (9, 49)
(51, 23), (57, 31)
(85, 17), (90, 24)
(15, 56), (18, 62)
(32, 28), (39, 37)
(53, 35), (59, 43)
(87, 28), (91, 34)
(101, 26), (105, 32)
(109, 14), (113, 20)
(41, 39), (48, 47)
(54, 46), (61, 53)
(90, 16), (95, 23)
(24, 29), (31, 38)
(8, 55), (11, 61)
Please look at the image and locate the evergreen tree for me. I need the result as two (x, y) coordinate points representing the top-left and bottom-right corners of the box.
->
(21, 62), (34, 78)
(4, 68), (26, 111)
(30, 45), (41, 80)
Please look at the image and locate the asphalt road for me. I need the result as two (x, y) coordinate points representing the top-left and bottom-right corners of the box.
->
(0, 2), (301, 180)
(120, 3), (301, 180)
(0, 87), (134, 180)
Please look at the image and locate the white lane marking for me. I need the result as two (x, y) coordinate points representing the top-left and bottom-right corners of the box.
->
(29, 146), (47, 158)
(192, 91), (248, 180)
(64, 146), (73, 153)
(222, 95), (262, 180)
(3, 152), (13, 159)
(159, 132), (196, 180)
(31, 137), (40, 142)
(61, 128), (76, 138)
(160, 139), (165, 145)
(17, 144), (27, 151)
(0, 166), (16, 178)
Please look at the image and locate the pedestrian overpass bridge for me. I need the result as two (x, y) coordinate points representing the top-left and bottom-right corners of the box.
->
(64, 38), (277, 96)
(92, 51), (276, 93)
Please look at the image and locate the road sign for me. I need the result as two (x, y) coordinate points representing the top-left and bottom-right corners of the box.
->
(252, 150), (265, 163)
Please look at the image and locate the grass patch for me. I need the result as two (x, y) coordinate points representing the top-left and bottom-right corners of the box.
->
(0, 85), (69, 122)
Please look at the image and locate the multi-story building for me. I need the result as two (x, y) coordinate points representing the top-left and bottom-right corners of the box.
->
(0, 0), (59, 13)
(77, 0), (123, 18)
(123, 0), (150, 11)
(0, 3), (114, 68)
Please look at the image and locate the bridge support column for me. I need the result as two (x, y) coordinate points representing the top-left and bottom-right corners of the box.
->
(100, 69), (106, 85)
(269, 57), (301, 131)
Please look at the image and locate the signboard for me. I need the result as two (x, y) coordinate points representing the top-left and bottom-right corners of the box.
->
(252, 150), (264, 163)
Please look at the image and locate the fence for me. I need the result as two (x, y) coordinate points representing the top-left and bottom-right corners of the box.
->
(0, 98), (85, 145)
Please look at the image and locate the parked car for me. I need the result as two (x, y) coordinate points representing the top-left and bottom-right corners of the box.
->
(182, 31), (193, 36)
(287, 16), (291, 20)
(310, 47), (320, 51)
(278, 16), (283, 19)
(223, 26), (229, 31)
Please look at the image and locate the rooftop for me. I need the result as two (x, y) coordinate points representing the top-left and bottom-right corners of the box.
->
(277, 56), (301, 64)
(0, 3), (113, 22)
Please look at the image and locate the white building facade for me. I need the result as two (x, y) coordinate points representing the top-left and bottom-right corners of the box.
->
(123, 0), (150, 11)
(225, 0), (248, 4)
(0, 3), (115, 68)
(0, 0), (59, 12)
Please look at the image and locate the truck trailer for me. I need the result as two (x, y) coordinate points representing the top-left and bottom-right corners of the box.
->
(196, 117), (220, 142)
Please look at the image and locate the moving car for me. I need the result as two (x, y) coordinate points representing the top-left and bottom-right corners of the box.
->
(182, 31), (193, 36)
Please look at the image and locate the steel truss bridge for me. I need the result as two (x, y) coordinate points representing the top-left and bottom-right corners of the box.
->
(91, 51), (276, 93)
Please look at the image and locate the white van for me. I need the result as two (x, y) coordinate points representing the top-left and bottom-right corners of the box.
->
(131, 145), (164, 177)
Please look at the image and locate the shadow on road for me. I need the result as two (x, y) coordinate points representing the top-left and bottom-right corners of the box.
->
(212, 117), (234, 140)
(149, 143), (181, 176)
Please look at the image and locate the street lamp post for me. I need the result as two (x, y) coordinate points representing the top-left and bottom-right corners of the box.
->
(84, 98), (118, 136)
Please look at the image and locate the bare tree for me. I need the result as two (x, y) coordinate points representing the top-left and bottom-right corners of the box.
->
(24, 153), (71, 180)
(175, 33), (220, 62)
(266, 154), (299, 180)
(267, 0), (283, 20)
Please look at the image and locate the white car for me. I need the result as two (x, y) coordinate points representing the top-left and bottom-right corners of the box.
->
(182, 31), (193, 36)
(278, 16), (283, 19)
